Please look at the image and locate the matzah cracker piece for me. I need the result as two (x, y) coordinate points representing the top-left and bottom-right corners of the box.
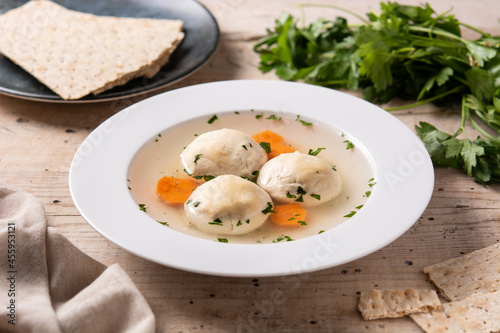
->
(357, 289), (441, 320)
(0, 0), (184, 100)
(423, 243), (500, 301)
(410, 290), (500, 333)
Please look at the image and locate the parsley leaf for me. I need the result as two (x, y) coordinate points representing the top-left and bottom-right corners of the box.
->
(209, 218), (223, 226)
(416, 121), (500, 183)
(310, 193), (321, 200)
(296, 115), (313, 126)
(267, 114), (282, 120)
(254, 2), (500, 184)
(308, 147), (326, 156)
(272, 235), (294, 243)
(343, 140), (354, 150)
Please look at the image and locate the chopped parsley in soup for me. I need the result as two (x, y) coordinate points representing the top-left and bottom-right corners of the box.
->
(128, 111), (374, 244)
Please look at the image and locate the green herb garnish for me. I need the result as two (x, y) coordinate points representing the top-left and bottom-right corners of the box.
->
(272, 235), (294, 243)
(308, 147), (325, 156)
(208, 115), (218, 124)
(138, 204), (147, 212)
(343, 140), (354, 150)
(254, 2), (500, 184)
(295, 115), (313, 126)
(157, 220), (169, 226)
(310, 193), (321, 200)
(260, 141), (272, 153)
(267, 114), (282, 120)
(262, 202), (276, 214)
(209, 218), (223, 226)
(344, 204), (364, 218)
(217, 238), (229, 243)
(193, 175), (215, 181)
(344, 211), (356, 218)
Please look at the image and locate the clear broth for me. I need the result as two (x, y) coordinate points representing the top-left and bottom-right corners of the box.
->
(128, 111), (374, 244)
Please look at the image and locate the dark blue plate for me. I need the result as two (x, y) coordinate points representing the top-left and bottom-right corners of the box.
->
(0, 0), (219, 102)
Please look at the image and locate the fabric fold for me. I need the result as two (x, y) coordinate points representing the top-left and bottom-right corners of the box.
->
(0, 183), (155, 332)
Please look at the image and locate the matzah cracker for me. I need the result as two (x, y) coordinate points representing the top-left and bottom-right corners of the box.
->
(357, 289), (441, 320)
(423, 243), (500, 301)
(0, 0), (184, 100)
(410, 290), (500, 333)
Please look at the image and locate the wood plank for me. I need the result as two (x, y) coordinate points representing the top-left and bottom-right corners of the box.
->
(0, 0), (499, 331)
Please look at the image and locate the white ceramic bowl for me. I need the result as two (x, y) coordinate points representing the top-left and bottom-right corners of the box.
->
(69, 80), (434, 277)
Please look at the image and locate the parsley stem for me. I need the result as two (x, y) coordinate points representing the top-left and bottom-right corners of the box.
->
(458, 22), (491, 38)
(297, 3), (369, 26)
(450, 96), (468, 139)
(452, 76), (469, 87)
(307, 78), (350, 86)
(431, 7), (454, 22)
(408, 26), (464, 43)
(385, 86), (466, 111)
(464, 101), (500, 144)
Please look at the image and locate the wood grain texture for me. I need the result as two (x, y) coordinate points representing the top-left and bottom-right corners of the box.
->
(0, 0), (499, 332)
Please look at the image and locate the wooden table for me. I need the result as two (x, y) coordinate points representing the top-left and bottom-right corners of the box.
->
(1, 0), (499, 331)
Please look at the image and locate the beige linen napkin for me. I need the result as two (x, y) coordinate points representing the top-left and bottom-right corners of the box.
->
(0, 183), (155, 332)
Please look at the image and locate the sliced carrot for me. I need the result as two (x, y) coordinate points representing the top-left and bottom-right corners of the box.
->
(270, 203), (308, 228)
(252, 130), (298, 159)
(252, 129), (285, 146)
(267, 145), (298, 159)
(156, 177), (199, 205)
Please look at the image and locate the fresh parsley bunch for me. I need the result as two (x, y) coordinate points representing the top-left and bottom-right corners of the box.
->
(254, 2), (500, 184)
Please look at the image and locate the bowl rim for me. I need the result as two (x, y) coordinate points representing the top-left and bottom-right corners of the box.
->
(69, 80), (434, 277)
